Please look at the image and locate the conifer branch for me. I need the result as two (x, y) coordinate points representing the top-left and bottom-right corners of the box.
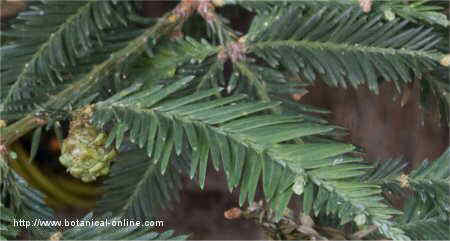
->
(1, 1), (448, 240)
(3, 2), (93, 105)
(0, 0), (197, 147)
(249, 40), (444, 63)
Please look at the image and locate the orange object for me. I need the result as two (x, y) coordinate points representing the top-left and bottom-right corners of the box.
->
(48, 137), (61, 152)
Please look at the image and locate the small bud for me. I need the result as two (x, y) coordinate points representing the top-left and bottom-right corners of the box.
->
(440, 54), (450, 67)
(397, 173), (410, 188)
(354, 214), (367, 226)
(292, 176), (305, 195)
(291, 92), (308, 101)
(224, 207), (242, 219)
(359, 0), (372, 13)
(384, 8), (395, 21)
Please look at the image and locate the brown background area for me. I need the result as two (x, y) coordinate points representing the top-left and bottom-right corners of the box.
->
(302, 81), (449, 170)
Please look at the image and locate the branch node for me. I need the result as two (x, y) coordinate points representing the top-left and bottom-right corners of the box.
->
(359, 0), (373, 13)
(218, 39), (247, 62)
(197, 0), (216, 23)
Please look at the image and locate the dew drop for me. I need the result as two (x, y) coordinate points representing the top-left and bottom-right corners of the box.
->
(227, 85), (233, 93)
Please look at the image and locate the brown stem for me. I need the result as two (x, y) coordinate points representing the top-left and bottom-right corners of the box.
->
(0, 117), (46, 146)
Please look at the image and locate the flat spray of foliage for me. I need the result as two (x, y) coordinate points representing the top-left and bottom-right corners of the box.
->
(0, 0), (448, 240)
